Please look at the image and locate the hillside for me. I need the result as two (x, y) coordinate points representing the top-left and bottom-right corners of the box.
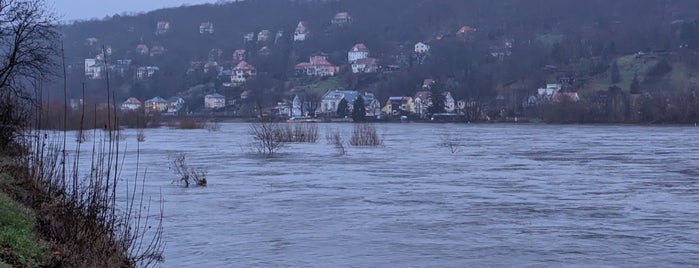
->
(52, 0), (699, 122)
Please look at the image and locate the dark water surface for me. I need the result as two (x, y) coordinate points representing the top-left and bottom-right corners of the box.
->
(76, 123), (699, 267)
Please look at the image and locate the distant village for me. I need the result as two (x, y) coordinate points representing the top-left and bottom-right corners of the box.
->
(80, 11), (598, 123)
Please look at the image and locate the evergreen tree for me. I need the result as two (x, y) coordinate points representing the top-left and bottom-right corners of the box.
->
(336, 98), (349, 118)
(629, 74), (641, 94)
(428, 87), (446, 115)
(352, 95), (366, 122)
(610, 61), (621, 84)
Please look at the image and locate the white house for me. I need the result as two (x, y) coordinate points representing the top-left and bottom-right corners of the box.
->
(257, 30), (273, 43)
(331, 12), (353, 26)
(204, 93), (226, 109)
(84, 59), (105, 79)
(120, 97), (142, 111)
(294, 21), (310, 41)
(156, 21), (170, 35)
(537, 83), (562, 100)
(144, 97), (168, 113)
(167, 97), (185, 113)
(199, 22), (214, 34)
(232, 61), (257, 84)
(348, 43), (370, 63)
(413, 91), (456, 117)
(136, 66), (159, 80)
(351, 57), (378, 74)
(414, 42), (430, 54)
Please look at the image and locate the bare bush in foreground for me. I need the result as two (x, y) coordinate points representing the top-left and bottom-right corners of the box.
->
(325, 129), (346, 155)
(249, 121), (286, 156)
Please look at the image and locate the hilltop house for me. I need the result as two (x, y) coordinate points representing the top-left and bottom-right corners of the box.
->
(258, 30), (273, 43)
(111, 59), (132, 77)
(144, 97), (168, 113)
(258, 46), (272, 57)
(136, 44), (149, 55)
(414, 42), (430, 54)
(348, 43), (370, 63)
(243, 32), (255, 43)
(204, 93), (226, 109)
(295, 56), (340, 77)
(136, 66), (159, 80)
(84, 59), (105, 79)
(120, 97), (142, 111)
(331, 12), (353, 26)
(150, 45), (165, 56)
(294, 21), (310, 41)
(200, 22), (214, 34)
(232, 61), (257, 84)
(156, 21), (170, 35)
(351, 57), (379, 74)
(456, 26), (476, 37)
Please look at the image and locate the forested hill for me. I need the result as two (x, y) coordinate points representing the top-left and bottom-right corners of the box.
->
(57, 0), (699, 114)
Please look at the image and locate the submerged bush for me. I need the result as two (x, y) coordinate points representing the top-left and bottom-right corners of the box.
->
(169, 152), (207, 187)
(350, 124), (382, 147)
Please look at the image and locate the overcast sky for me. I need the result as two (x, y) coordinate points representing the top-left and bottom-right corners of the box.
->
(49, 0), (221, 22)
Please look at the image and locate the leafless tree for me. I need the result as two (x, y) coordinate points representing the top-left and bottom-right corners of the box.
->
(249, 121), (286, 156)
(0, 0), (58, 152)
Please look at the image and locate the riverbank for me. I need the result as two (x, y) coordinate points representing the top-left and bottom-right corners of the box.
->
(0, 161), (133, 267)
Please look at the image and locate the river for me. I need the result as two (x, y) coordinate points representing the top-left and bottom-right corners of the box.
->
(68, 123), (699, 267)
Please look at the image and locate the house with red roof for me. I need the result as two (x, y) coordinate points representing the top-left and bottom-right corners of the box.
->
(295, 56), (339, 77)
(232, 61), (257, 84)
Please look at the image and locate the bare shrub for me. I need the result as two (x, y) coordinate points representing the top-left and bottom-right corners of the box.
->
(136, 129), (145, 142)
(205, 121), (221, 132)
(176, 116), (206, 129)
(169, 152), (207, 187)
(325, 129), (346, 155)
(440, 132), (464, 154)
(350, 123), (382, 146)
(275, 123), (318, 143)
(249, 121), (285, 156)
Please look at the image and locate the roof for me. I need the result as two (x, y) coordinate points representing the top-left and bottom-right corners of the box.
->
(350, 43), (369, 52)
(206, 93), (225, 99)
(423, 79), (435, 87)
(310, 56), (333, 66)
(334, 12), (351, 19)
(145, 97), (167, 103)
(457, 26), (476, 34)
(234, 60), (256, 71)
(295, 62), (311, 69)
(123, 97), (141, 104)
(322, 89), (360, 103)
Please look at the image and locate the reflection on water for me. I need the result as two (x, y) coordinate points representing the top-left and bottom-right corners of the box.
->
(67, 124), (699, 267)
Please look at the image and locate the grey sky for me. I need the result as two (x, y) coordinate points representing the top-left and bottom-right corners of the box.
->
(49, 0), (221, 22)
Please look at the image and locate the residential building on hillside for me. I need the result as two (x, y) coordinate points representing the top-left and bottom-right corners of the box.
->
(243, 32), (255, 43)
(295, 56), (340, 77)
(414, 42), (430, 54)
(319, 90), (379, 116)
(348, 43), (370, 63)
(351, 57), (379, 74)
(383, 96), (415, 115)
(294, 21), (310, 41)
(232, 61), (257, 84)
(200, 22), (214, 34)
(136, 44), (149, 55)
(258, 30), (273, 43)
(156, 21), (170, 35)
(84, 58), (105, 79)
(205, 93), (226, 109)
(150, 45), (166, 56)
(331, 12), (353, 26)
(136, 66), (159, 80)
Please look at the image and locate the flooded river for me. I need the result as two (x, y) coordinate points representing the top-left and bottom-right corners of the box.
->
(73, 123), (699, 267)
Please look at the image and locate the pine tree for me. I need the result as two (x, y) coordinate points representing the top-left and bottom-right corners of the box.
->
(610, 61), (621, 84)
(428, 87), (446, 115)
(352, 95), (366, 122)
(629, 74), (641, 94)
(336, 98), (349, 118)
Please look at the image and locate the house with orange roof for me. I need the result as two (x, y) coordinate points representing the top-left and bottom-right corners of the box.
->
(232, 61), (257, 84)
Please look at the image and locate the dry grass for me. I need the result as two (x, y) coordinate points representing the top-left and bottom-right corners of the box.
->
(276, 123), (318, 143)
(349, 124), (382, 147)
